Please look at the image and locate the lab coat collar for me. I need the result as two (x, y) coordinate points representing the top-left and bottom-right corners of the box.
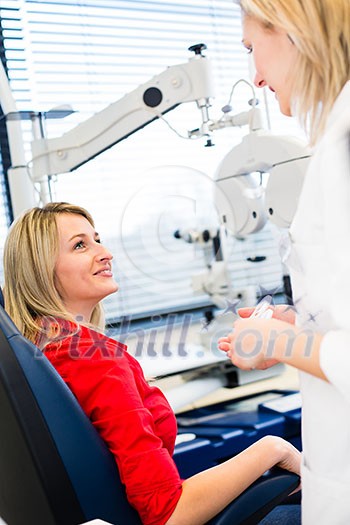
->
(325, 80), (350, 131)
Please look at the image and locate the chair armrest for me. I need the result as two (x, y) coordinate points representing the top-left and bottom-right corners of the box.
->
(207, 467), (300, 525)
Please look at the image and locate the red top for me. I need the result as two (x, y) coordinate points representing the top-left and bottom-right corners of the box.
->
(43, 321), (183, 525)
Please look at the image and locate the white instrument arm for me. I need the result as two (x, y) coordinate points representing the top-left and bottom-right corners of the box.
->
(0, 62), (37, 216)
(31, 49), (214, 182)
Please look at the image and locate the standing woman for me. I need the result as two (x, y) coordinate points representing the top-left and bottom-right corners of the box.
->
(219, 0), (350, 523)
(3, 202), (300, 525)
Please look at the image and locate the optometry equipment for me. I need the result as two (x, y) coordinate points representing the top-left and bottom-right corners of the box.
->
(0, 43), (310, 220)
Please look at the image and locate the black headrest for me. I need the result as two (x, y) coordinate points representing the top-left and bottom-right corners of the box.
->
(0, 288), (4, 308)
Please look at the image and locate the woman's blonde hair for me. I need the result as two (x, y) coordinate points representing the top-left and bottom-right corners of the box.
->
(239, 0), (350, 144)
(3, 202), (105, 343)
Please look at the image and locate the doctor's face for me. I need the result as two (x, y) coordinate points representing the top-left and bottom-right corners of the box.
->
(242, 15), (298, 116)
(54, 213), (118, 321)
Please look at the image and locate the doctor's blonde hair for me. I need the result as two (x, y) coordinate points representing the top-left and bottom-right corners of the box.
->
(3, 202), (105, 344)
(238, 0), (350, 145)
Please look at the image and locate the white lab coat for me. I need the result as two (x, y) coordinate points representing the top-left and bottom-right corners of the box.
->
(287, 81), (350, 524)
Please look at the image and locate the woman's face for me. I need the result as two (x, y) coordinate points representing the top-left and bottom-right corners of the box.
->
(242, 15), (298, 116)
(54, 213), (118, 321)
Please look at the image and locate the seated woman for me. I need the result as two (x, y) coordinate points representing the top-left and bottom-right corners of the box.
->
(2, 202), (301, 525)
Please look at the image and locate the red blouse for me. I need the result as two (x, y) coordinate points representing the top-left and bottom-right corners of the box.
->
(43, 321), (183, 525)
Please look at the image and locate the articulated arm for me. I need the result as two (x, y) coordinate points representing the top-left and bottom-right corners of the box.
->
(31, 48), (214, 182)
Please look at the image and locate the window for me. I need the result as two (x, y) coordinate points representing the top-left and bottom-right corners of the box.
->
(0, 19), (15, 275)
(0, 0), (306, 322)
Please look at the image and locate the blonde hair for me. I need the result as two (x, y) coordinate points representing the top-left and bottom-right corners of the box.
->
(239, 0), (350, 144)
(3, 202), (105, 343)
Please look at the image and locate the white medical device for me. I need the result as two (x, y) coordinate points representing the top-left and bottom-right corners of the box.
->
(0, 43), (310, 221)
(30, 44), (214, 182)
(214, 126), (310, 235)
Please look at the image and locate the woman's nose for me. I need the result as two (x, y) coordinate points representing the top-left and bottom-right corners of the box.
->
(97, 243), (113, 261)
(254, 72), (267, 88)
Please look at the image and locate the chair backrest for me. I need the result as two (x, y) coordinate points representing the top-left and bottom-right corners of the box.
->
(0, 302), (142, 525)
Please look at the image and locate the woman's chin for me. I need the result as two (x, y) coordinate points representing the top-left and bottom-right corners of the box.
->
(102, 282), (119, 299)
(278, 99), (293, 117)
(110, 282), (119, 295)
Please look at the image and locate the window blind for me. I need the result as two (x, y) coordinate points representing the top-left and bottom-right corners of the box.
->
(0, 12), (17, 281)
(0, 0), (306, 322)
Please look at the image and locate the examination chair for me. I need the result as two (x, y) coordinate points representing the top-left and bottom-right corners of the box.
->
(0, 295), (299, 525)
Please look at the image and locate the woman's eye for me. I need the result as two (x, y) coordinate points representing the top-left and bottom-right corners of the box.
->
(74, 240), (85, 250)
(246, 46), (253, 54)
